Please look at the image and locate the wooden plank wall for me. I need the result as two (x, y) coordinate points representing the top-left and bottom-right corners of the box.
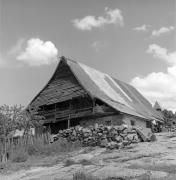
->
(32, 61), (87, 107)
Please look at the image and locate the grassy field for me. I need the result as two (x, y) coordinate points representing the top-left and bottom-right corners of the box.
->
(2, 132), (176, 180)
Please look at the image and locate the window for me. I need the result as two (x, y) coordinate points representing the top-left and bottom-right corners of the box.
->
(130, 120), (135, 126)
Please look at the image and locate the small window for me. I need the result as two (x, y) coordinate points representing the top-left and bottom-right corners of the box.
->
(105, 120), (112, 126)
(173, 122), (176, 125)
(130, 120), (135, 126)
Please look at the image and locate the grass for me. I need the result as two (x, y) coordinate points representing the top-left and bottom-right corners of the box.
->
(11, 149), (28, 163)
(81, 147), (95, 154)
(27, 137), (81, 156)
(79, 159), (93, 166)
(64, 158), (93, 167)
(0, 135), (82, 173)
(72, 171), (126, 180)
(120, 155), (151, 162)
(166, 134), (176, 139)
(128, 163), (176, 174)
(64, 159), (77, 167)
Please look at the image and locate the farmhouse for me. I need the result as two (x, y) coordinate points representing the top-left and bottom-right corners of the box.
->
(29, 57), (163, 134)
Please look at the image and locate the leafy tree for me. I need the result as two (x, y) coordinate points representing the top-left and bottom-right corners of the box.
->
(0, 105), (44, 162)
(162, 109), (175, 119)
(162, 109), (176, 126)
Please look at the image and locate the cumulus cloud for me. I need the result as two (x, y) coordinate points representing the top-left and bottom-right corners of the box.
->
(72, 7), (124, 30)
(131, 44), (176, 111)
(133, 24), (148, 32)
(146, 44), (176, 65)
(9, 38), (25, 56)
(16, 38), (58, 66)
(152, 26), (174, 37)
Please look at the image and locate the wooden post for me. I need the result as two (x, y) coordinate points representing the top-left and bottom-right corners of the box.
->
(92, 98), (95, 114)
(68, 99), (72, 129)
(68, 116), (70, 129)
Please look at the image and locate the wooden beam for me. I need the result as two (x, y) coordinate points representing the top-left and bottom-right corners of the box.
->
(68, 99), (72, 128)
(92, 98), (95, 114)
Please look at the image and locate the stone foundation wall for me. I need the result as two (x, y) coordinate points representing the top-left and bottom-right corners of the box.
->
(80, 113), (147, 128)
(80, 114), (123, 127)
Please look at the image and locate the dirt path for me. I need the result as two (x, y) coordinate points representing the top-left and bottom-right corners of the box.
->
(1, 132), (176, 180)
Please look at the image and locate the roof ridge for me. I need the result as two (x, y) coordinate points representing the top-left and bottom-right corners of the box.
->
(60, 56), (78, 64)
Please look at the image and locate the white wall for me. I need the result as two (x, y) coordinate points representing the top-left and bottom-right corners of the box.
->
(80, 113), (147, 128)
(123, 114), (147, 127)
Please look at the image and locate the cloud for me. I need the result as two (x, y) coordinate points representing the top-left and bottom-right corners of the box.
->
(9, 38), (25, 56)
(131, 44), (176, 111)
(72, 7), (124, 30)
(152, 26), (174, 37)
(146, 44), (176, 65)
(16, 38), (58, 66)
(133, 24), (148, 32)
(91, 41), (105, 52)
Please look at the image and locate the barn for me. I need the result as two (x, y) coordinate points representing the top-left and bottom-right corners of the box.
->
(29, 56), (163, 134)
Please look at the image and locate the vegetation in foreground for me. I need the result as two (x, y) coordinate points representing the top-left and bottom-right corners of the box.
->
(0, 104), (81, 172)
(0, 137), (81, 173)
(72, 171), (126, 180)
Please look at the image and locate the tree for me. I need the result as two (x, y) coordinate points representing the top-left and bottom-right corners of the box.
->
(0, 105), (26, 162)
(162, 109), (175, 119)
(0, 105), (44, 162)
(162, 109), (176, 126)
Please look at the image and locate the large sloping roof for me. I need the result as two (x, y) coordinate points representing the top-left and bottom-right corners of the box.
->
(29, 57), (163, 122)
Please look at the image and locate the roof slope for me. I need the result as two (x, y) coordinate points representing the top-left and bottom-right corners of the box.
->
(29, 57), (163, 122)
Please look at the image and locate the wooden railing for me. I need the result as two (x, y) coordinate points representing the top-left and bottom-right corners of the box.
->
(39, 107), (93, 120)
(39, 105), (116, 123)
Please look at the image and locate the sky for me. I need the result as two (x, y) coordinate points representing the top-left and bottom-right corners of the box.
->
(0, 0), (175, 111)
